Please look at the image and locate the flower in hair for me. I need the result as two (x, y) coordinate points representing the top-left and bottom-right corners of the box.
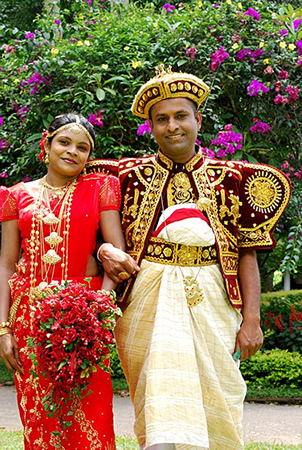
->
(38, 130), (48, 161)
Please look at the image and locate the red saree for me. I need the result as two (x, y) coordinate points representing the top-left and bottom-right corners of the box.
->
(0, 173), (121, 449)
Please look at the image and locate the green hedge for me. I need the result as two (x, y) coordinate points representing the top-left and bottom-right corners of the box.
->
(240, 348), (302, 389)
(260, 290), (302, 352)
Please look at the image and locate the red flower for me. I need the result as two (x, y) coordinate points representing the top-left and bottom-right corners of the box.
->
(28, 281), (121, 437)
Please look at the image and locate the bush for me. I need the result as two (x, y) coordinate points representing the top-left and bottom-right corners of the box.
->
(110, 344), (126, 380)
(260, 291), (302, 352)
(240, 349), (302, 389)
(0, 0), (301, 275)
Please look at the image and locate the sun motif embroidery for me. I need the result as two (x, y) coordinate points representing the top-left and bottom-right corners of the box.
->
(245, 171), (282, 213)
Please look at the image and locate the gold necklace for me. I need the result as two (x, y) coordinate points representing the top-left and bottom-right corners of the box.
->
(29, 177), (77, 300)
(159, 194), (206, 308)
(41, 175), (70, 191)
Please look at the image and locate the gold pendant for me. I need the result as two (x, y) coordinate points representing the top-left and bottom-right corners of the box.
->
(45, 232), (63, 246)
(31, 282), (54, 298)
(41, 249), (61, 265)
(183, 276), (204, 308)
(42, 213), (60, 225)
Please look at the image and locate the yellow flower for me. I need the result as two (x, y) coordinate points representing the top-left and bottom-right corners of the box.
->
(288, 44), (296, 51)
(232, 43), (239, 49)
(77, 41), (83, 46)
(259, 42), (264, 48)
(197, 1), (203, 6)
(237, 2), (242, 9)
(102, 64), (108, 70)
(279, 41), (287, 49)
(78, 14), (84, 20)
(13, 79), (20, 84)
(226, 0), (232, 5)
(263, 59), (270, 65)
(185, 43), (190, 48)
(132, 61), (143, 69)
(84, 40), (90, 46)
(51, 48), (59, 55)
(153, 22), (159, 28)
(124, 46), (130, 51)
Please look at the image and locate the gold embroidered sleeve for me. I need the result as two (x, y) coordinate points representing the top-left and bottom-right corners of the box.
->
(98, 175), (122, 211)
(237, 163), (291, 249)
(0, 186), (18, 221)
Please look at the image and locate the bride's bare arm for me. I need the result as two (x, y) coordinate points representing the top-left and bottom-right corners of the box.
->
(99, 210), (140, 287)
(0, 220), (24, 374)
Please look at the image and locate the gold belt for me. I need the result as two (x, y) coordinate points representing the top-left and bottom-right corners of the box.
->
(144, 236), (218, 266)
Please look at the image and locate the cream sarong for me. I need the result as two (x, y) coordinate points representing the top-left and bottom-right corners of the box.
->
(114, 206), (246, 449)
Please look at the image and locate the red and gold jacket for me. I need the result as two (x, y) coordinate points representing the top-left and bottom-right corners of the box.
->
(87, 150), (291, 308)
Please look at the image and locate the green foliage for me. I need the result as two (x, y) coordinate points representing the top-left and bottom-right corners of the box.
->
(0, 0), (301, 275)
(240, 349), (302, 389)
(110, 344), (126, 379)
(0, 358), (14, 383)
(260, 293), (302, 352)
(246, 385), (302, 400)
(261, 289), (302, 300)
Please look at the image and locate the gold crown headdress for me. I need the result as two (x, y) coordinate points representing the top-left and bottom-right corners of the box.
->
(131, 65), (210, 119)
(47, 115), (95, 149)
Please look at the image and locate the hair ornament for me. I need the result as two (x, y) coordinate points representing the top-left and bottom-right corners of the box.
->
(38, 130), (48, 162)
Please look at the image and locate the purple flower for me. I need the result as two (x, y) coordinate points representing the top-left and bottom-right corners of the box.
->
(0, 139), (11, 151)
(25, 32), (35, 39)
(210, 47), (229, 71)
(23, 177), (32, 182)
(235, 49), (252, 61)
(54, 19), (61, 25)
(278, 69), (288, 80)
(195, 138), (201, 145)
(250, 121), (271, 134)
(217, 149), (226, 158)
(0, 172), (8, 178)
(244, 8), (261, 21)
(88, 110), (104, 127)
(211, 125), (243, 157)
(0, 117), (3, 127)
(163, 3), (176, 13)
(21, 71), (50, 95)
(279, 28), (288, 37)
(285, 85), (299, 103)
(247, 79), (269, 96)
(294, 19), (302, 30)
(274, 94), (289, 104)
(186, 47), (198, 59)
(137, 120), (151, 136)
(297, 57), (302, 66)
(296, 40), (302, 56)
(201, 147), (215, 158)
(250, 48), (265, 61)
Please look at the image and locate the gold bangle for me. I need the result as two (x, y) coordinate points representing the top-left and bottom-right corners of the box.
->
(0, 321), (11, 330)
(0, 328), (12, 337)
(100, 289), (116, 303)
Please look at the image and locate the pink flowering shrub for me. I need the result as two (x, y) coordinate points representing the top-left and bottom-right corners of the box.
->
(0, 0), (301, 275)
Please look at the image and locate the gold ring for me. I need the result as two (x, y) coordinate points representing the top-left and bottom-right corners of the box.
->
(118, 271), (130, 281)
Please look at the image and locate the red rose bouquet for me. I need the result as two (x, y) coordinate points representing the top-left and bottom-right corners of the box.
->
(27, 280), (121, 435)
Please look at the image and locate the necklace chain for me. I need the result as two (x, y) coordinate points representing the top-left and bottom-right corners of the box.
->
(29, 177), (77, 300)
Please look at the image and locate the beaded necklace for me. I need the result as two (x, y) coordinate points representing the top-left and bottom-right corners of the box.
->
(29, 176), (77, 300)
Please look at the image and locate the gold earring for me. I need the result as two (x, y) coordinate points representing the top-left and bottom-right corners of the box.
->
(45, 151), (49, 164)
(82, 166), (87, 176)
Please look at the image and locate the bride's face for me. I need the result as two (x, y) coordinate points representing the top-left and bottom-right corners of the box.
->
(46, 128), (90, 182)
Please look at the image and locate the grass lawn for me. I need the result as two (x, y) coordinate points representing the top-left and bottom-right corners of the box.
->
(0, 431), (301, 449)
